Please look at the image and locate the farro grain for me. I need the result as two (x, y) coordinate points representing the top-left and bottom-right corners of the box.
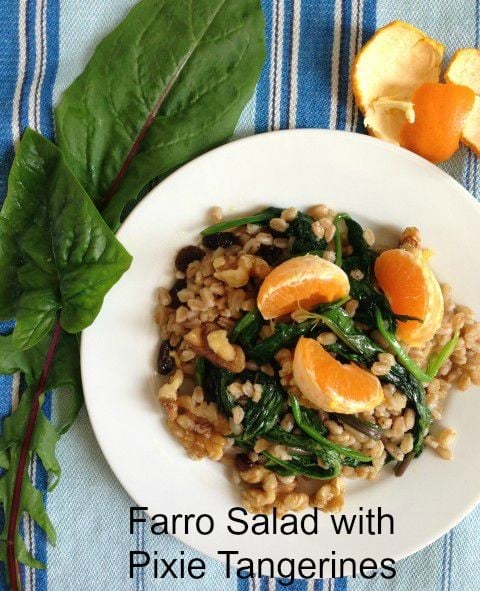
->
(308, 204), (329, 219)
(317, 332), (338, 346)
(270, 217), (289, 232)
(281, 207), (298, 222)
(363, 228), (375, 246)
(322, 250), (336, 262)
(311, 220), (325, 239)
(350, 269), (365, 281)
(436, 447), (453, 460)
(345, 299), (359, 317)
(211, 206), (223, 222)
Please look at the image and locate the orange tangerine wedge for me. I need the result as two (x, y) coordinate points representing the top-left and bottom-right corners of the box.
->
(400, 82), (475, 163)
(374, 248), (444, 347)
(257, 254), (350, 320)
(293, 337), (384, 413)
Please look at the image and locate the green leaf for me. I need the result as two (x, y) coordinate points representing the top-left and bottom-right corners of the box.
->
(263, 450), (340, 480)
(0, 331), (82, 432)
(55, 0), (266, 229)
(240, 375), (286, 441)
(0, 444), (56, 569)
(0, 129), (132, 349)
(0, 329), (83, 568)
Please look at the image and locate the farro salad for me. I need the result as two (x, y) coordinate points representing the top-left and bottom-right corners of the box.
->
(155, 205), (480, 516)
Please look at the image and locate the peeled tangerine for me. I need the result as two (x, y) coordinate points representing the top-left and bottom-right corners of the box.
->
(257, 254), (350, 320)
(293, 337), (384, 413)
(445, 48), (480, 156)
(374, 248), (444, 347)
(352, 20), (444, 143)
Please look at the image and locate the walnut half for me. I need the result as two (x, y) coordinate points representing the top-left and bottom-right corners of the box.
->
(185, 323), (245, 373)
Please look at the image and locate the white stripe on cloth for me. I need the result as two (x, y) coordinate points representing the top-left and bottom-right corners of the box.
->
(268, 0), (284, 131)
(329, 0), (343, 129)
(288, 0), (301, 129)
(29, 0), (48, 131)
(11, 0), (28, 147)
(24, 457), (37, 591)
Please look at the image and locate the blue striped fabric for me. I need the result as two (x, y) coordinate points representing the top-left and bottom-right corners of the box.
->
(0, 0), (480, 590)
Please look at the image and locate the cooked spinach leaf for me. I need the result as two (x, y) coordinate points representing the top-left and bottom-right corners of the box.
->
(203, 363), (236, 416)
(56, 0), (266, 230)
(288, 396), (371, 463)
(240, 375), (286, 440)
(246, 320), (315, 364)
(263, 450), (340, 480)
(287, 212), (327, 255)
(230, 308), (263, 347)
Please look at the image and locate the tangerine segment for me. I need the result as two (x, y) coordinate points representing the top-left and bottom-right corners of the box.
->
(257, 255), (350, 320)
(400, 82), (475, 163)
(374, 248), (444, 347)
(293, 337), (384, 413)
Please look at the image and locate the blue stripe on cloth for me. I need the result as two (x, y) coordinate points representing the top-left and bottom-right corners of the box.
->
(334, 577), (348, 591)
(280, 579), (307, 590)
(42, 0), (59, 139)
(236, 577), (250, 591)
(336, 0), (352, 131)
(254, 0), (273, 133)
(0, 1), (19, 201)
(354, 0), (376, 133)
(296, 0), (335, 129)
(313, 579), (323, 590)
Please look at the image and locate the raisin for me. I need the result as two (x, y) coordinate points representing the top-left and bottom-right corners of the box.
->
(157, 340), (174, 375)
(257, 245), (283, 266)
(169, 279), (187, 308)
(235, 453), (254, 472)
(202, 232), (238, 249)
(175, 246), (205, 272)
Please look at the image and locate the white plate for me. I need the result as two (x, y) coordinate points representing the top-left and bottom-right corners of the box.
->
(81, 130), (480, 578)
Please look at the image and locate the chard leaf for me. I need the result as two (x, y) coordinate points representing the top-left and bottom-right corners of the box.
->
(0, 129), (132, 349)
(0, 331), (82, 433)
(0, 330), (82, 568)
(55, 0), (266, 229)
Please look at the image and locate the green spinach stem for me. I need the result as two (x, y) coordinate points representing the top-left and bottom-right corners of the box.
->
(426, 330), (460, 378)
(201, 210), (278, 236)
(375, 309), (432, 383)
(333, 213), (349, 267)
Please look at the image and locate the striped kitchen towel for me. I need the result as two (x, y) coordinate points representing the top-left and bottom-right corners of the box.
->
(1, 0), (479, 590)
